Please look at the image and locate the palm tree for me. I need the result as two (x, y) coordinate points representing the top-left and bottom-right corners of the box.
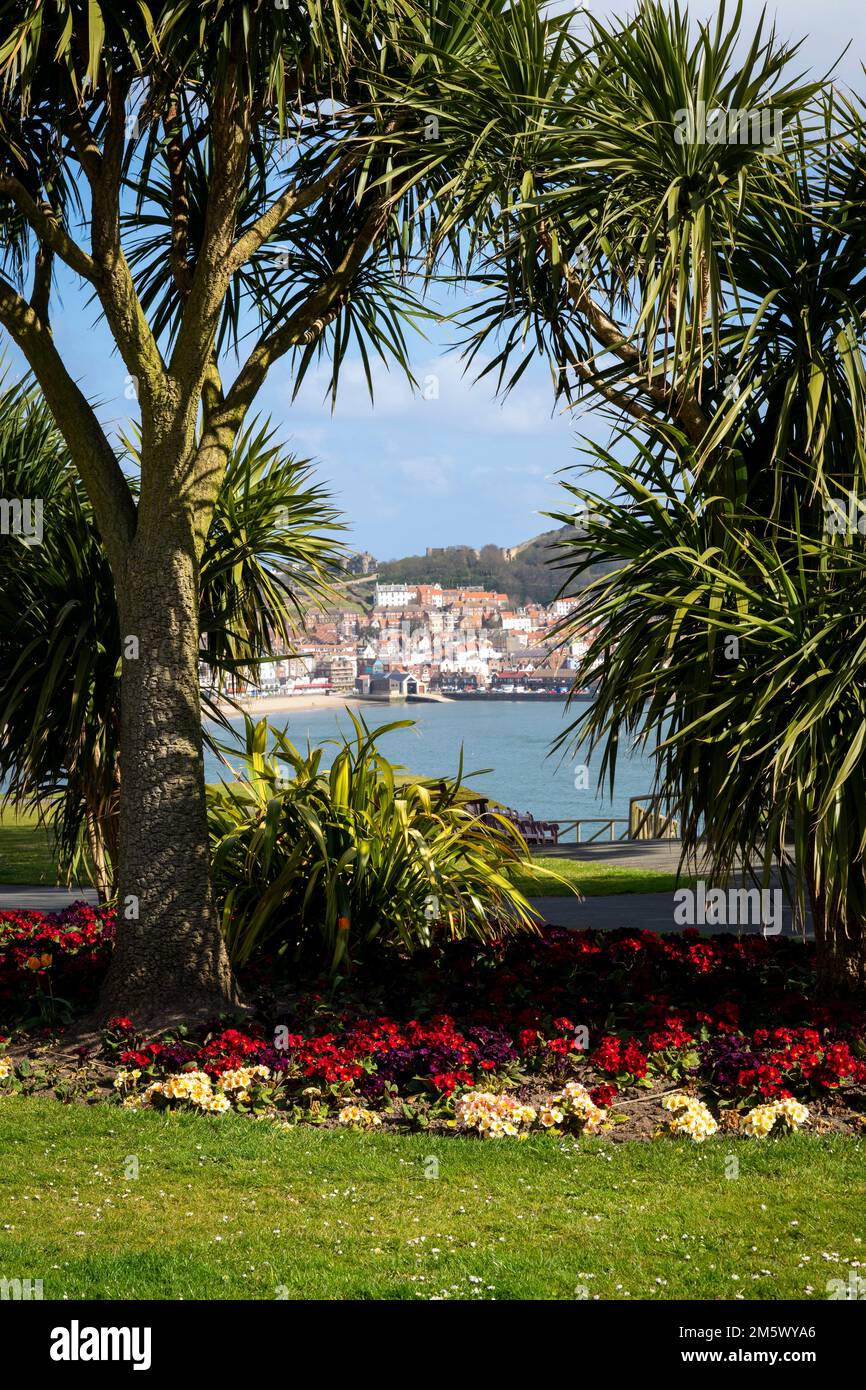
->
(419, 0), (823, 445)
(548, 441), (866, 992)
(0, 374), (346, 902)
(426, 1), (866, 986)
(0, 0), (515, 1020)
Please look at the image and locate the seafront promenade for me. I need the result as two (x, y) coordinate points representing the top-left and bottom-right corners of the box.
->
(0, 840), (810, 937)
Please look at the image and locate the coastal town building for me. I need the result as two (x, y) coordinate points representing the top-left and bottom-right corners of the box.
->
(374, 581), (417, 607)
(229, 582), (593, 700)
(319, 655), (357, 691)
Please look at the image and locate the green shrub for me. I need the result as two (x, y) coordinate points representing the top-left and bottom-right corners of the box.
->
(207, 715), (540, 969)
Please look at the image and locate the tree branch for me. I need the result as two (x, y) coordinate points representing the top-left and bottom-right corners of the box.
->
(169, 64), (252, 388)
(164, 96), (194, 296)
(30, 244), (53, 324)
(0, 178), (97, 282)
(215, 198), (392, 435)
(225, 143), (364, 278)
(0, 276), (137, 572)
(187, 197), (392, 556)
(554, 243), (711, 444)
(61, 90), (103, 183)
(201, 352), (225, 428)
(566, 354), (655, 427)
(62, 77), (168, 412)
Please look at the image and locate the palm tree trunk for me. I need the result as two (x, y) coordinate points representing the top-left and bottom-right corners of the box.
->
(808, 863), (866, 993)
(98, 513), (238, 1023)
(84, 808), (113, 905)
(814, 915), (866, 993)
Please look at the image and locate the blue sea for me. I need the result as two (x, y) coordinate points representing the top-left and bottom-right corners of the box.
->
(203, 700), (659, 832)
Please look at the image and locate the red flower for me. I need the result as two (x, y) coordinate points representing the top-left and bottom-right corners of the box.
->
(120, 1050), (150, 1067)
(590, 1083), (618, 1109)
(622, 1039), (648, 1079)
(431, 1072), (457, 1094)
(591, 1036), (622, 1075)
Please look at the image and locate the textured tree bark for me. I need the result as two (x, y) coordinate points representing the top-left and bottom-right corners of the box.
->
(98, 510), (238, 1023)
(84, 807), (113, 905)
(814, 917), (866, 994)
(809, 864), (866, 994)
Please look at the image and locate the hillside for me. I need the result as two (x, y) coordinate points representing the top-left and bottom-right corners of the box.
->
(374, 525), (602, 606)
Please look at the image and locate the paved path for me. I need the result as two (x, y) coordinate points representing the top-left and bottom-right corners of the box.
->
(0, 885), (98, 911)
(540, 837), (794, 871)
(0, 883), (812, 941)
(528, 891), (812, 938)
(542, 838), (692, 868)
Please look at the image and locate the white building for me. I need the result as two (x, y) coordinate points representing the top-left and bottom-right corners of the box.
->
(502, 613), (533, 633)
(374, 582), (417, 608)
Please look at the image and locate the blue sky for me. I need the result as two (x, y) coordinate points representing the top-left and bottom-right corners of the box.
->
(4, 1), (863, 560)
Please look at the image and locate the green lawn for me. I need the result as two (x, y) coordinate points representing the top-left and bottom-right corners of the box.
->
(0, 814), (689, 899)
(0, 807), (58, 885)
(516, 856), (697, 898)
(0, 1096), (860, 1300)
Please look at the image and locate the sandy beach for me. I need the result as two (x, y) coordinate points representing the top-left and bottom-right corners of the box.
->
(214, 691), (376, 717)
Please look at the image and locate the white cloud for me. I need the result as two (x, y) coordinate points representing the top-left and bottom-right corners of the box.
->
(393, 453), (458, 496)
(285, 353), (570, 439)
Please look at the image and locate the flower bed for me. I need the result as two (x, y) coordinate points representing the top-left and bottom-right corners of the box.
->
(0, 903), (113, 1025)
(2, 912), (865, 1140)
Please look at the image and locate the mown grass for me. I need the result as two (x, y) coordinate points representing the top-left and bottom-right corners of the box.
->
(0, 816), (689, 900)
(0, 1096), (860, 1300)
(517, 856), (698, 898)
(0, 807), (58, 886)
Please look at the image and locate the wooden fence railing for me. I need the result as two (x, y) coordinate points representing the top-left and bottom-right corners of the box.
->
(569, 796), (679, 845)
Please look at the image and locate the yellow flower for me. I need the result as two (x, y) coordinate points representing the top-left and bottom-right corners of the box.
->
(25, 955), (43, 971)
(742, 1104), (778, 1137)
(113, 1068), (141, 1089)
(164, 1075), (193, 1100)
(0, 1060), (12, 1081)
(662, 1092), (690, 1112)
(743, 1098), (809, 1137)
(776, 1097), (809, 1130)
(337, 1104), (381, 1128)
(539, 1107), (564, 1128)
(583, 1107), (607, 1134)
(220, 1068), (253, 1091)
(456, 1089), (544, 1137)
(664, 1095), (718, 1141)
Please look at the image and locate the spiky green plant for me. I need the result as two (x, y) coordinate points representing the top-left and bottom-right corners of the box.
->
(425, 0), (866, 989)
(208, 713), (540, 970)
(0, 374), (346, 898)
(0, 0), (531, 1020)
(550, 438), (866, 990)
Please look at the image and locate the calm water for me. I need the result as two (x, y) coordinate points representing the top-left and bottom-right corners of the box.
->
(204, 700), (658, 829)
